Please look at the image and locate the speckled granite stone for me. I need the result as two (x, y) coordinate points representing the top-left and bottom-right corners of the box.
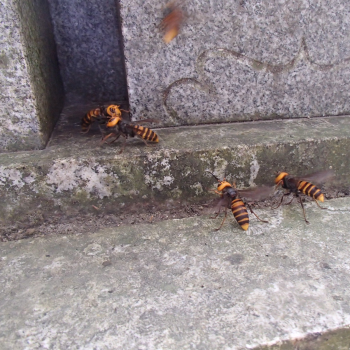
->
(120, 0), (350, 126)
(0, 0), (63, 152)
(47, 0), (128, 104)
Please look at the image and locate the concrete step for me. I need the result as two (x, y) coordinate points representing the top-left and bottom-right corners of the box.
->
(1, 197), (350, 349)
(1, 115), (349, 228)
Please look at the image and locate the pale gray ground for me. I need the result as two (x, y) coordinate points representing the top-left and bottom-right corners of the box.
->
(1, 197), (350, 349)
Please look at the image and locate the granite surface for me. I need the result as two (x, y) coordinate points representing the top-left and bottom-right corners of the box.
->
(47, 0), (128, 104)
(2, 198), (350, 349)
(17, 0), (64, 146)
(0, 0), (63, 152)
(120, 0), (350, 126)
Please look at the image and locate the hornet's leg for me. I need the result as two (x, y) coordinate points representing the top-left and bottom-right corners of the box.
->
(271, 192), (292, 210)
(284, 196), (294, 205)
(315, 199), (327, 210)
(210, 204), (222, 220)
(100, 132), (117, 145)
(208, 189), (221, 195)
(141, 138), (149, 146)
(110, 135), (121, 144)
(118, 135), (128, 154)
(98, 124), (107, 135)
(298, 195), (310, 224)
(214, 206), (228, 231)
(246, 203), (268, 223)
(81, 126), (91, 134)
(141, 137), (158, 148)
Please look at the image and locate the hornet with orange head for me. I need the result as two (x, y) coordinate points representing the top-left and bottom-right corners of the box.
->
(273, 170), (333, 224)
(207, 171), (270, 231)
(81, 105), (128, 133)
(105, 104), (129, 118)
(101, 115), (159, 154)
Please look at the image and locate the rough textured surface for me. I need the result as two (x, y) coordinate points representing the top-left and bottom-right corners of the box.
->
(120, 0), (350, 126)
(1, 198), (350, 349)
(48, 0), (128, 104)
(17, 0), (64, 144)
(257, 327), (350, 350)
(0, 0), (63, 152)
(0, 115), (349, 228)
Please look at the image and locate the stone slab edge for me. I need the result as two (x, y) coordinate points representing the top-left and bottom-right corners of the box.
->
(0, 116), (349, 226)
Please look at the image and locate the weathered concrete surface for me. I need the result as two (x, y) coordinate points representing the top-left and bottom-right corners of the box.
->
(47, 0), (128, 104)
(0, 0), (63, 152)
(120, 0), (350, 126)
(1, 116), (349, 227)
(1, 198), (350, 349)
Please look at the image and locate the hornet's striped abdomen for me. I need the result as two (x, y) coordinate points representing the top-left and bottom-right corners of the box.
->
(297, 181), (324, 202)
(81, 108), (102, 132)
(231, 198), (249, 231)
(133, 125), (159, 142)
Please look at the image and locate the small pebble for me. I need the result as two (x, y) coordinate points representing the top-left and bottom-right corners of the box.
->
(25, 229), (35, 236)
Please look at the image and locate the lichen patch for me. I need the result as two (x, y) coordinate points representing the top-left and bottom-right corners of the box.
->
(0, 167), (26, 188)
(249, 155), (260, 187)
(46, 159), (113, 198)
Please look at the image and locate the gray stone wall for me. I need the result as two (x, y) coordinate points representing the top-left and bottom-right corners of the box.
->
(17, 0), (64, 146)
(47, 0), (128, 104)
(120, 0), (350, 126)
(0, 0), (63, 152)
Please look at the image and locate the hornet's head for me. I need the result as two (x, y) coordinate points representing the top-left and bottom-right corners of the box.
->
(206, 171), (233, 192)
(106, 105), (122, 118)
(274, 172), (288, 188)
(217, 180), (233, 192)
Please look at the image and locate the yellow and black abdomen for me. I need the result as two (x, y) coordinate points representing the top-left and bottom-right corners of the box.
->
(133, 125), (159, 142)
(231, 198), (249, 231)
(297, 181), (324, 202)
(81, 108), (101, 132)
